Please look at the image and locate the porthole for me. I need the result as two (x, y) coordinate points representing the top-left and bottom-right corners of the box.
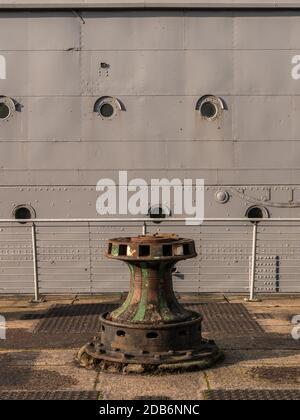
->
(0, 96), (16, 121)
(13, 205), (36, 223)
(201, 101), (217, 119)
(246, 206), (269, 220)
(0, 103), (10, 120)
(94, 96), (122, 120)
(196, 95), (225, 121)
(148, 205), (170, 224)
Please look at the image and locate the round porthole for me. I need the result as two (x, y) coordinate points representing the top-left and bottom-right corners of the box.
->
(201, 101), (218, 119)
(246, 206), (269, 220)
(94, 96), (122, 120)
(0, 103), (10, 120)
(148, 205), (170, 224)
(196, 95), (224, 121)
(0, 97), (16, 121)
(13, 205), (36, 223)
(99, 103), (114, 118)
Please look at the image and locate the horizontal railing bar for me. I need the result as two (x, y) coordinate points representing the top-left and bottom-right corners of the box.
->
(2, 217), (300, 223)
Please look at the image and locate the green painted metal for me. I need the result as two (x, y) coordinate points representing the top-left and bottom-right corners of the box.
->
(132, 263), (149, 322)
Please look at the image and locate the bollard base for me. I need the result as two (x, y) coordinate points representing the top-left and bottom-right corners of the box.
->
(76, 339), (223, 374)
(76, 312), (223, 374)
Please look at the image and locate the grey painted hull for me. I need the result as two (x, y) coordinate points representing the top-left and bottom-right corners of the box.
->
(0, 9), (300, 294)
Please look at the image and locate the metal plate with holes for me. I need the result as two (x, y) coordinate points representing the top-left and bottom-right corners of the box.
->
(185, 303), (264, 334)
(31, 302), (263, 335)
(32, 303), (118, 334)
(0, 391), (99, 400)
(204, 390), (300, 401)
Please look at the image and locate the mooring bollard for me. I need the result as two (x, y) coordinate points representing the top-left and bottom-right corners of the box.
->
(77, 233), (222, 373)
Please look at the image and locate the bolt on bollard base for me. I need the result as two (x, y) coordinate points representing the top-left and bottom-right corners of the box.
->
(77, 234), (223, 373)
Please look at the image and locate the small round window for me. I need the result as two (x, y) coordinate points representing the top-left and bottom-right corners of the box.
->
(246, 206), (269, 220)
(0, 97), (16, 121)
(94, 97), (122, 120)
(196, 95), (224, 121)
(13, 205), (35, 223)
(200, 101), (218, 119)
(99, 103), (114, 118)
(148, 205), (170, 224)
(0, 103), (10, 120)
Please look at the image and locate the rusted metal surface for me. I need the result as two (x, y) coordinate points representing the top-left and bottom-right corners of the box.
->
(77, 234), (222, 373)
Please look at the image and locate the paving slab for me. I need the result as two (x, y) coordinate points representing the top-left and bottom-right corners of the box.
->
(206, 365), (300, 390)
(96, 371), (207, 400)
(0, 349), (76, 367)
(0, 363), (98, 391)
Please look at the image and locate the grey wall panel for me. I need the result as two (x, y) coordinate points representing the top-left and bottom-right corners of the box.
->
(0, 12), (79, 51)
(82, 11), (184, 50)
(2, 51), (81, 96)
(1, 96), (233, 143)
(234, 51), (300, 95)
(235, 96), (294, 142)
(85, 50), (234, 96)
(234, 12), (300, 50)
(184, 11), (234, 50)
(0, 142), (168, 170)
(235, 142), (300, 169)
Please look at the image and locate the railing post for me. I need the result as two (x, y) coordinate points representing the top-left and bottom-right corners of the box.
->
(142, 221), (147, 235)
(245, 221), (260, 302)
(31, 222), (41, 303)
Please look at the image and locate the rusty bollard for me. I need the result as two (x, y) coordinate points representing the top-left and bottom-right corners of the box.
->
(77, 234), (222, 373)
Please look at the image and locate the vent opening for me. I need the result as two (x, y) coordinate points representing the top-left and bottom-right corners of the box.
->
(163, 244), (173, 256)
(246, 206), (269, 220)
(139, 245), (150, 257)
(118, 244), (127, 256)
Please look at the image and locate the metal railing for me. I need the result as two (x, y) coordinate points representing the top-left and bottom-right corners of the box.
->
(1, 217), (300, 302)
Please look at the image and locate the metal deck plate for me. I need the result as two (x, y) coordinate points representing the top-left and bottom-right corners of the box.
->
(32, 303), (118, 333)
(204, 390), (300, 400)
(185, 303), (264, 334)
(253, 313), (274, 320)
(0, 391), (99, 400)
(32, 302), (263, 335)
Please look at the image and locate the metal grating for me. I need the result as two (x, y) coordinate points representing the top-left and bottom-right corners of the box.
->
(185, 303), (264, 334)
(32, 303), (118, 333)
(0, 391), (99, 400)
(253, 313), (274, 320)
(32, 302), (264, 335)
(204, 389), (300, 401)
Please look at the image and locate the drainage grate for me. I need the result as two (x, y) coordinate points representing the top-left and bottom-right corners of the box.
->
(32, 303), (118, 334)
(32, 302), (263, 335)
(204, 389), (300, 401)
(185, 303), (264, 335)
(0, 391), (99, 400)
(253, 313), (274, 320)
